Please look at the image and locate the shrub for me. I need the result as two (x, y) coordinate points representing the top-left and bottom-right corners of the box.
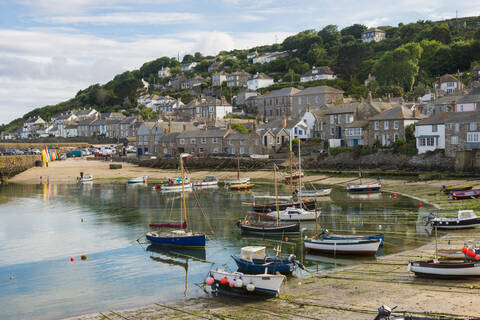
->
(329, 146), (349, 156)
(231, 123), (250, 133)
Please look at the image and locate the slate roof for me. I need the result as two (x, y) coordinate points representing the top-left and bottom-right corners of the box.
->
(434, 95), (463, 105)
(324, 102), (359, 115)
(259, 118), (305, 131)
(302, 66), (335, 77)
(458, 88), (480, 104)
(444, 111), (480, 123)
(177, 129), (228, 139)
(364, 28), (385, 33)
(159, 132), (180, 142)
(369, 105), (426, 121)
(262, 87), (301, 98)
(77, 109), (96, 116)
(415, 112), (456, 126)
(438, 74), (457, 83)
(346, 120), (369, 128)
(293, 85), (343, 96)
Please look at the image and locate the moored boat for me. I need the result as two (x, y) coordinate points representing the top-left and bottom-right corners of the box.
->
(156, 182), (193, 191)
(450, 189), (480, 200)
(408, 260), (480, 278)
(231, 246), (297, 275)
(206, 268), (285, 297)
(252, 200), (316, 213)
(127, 176), (147, 184)
(266, 207), (318, 221)
(426, 210), (480, 229)
(296, 188), (331, 197)
(321, 232), (385, 246)
(347, 182), (381, 192)
(441, 185), (473, 194)
(236, 220), (300, 236)
(304, 238), (381, 255)
(229, 183), (255, 190)
(192, 176), (218, 187)
(77, 172), (93, 183)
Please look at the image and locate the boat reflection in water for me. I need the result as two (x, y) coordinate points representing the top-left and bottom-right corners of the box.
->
(346, 192), (381, 200)
(146, 245), (206, 296)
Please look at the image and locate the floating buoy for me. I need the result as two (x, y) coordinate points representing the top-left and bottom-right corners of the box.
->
(462, 247), (468, 254)
(305, 199), (309, 203)
(234, 279), (243, 288)
(246, 283), (255, 292)
(81, 254), (87, 260)
(418, 203), (422, 208)
(70, 257), (74, 262)
(228, 280), (235, 288)
(476, 254), (480, 260)
(285, 237), (289, 242)
(467, 249), (476, 258)
(393, 194), (397, 198)
(205, 277), (214, 285)
(220, 277), (228, 285)
(114, 186), (117, 189)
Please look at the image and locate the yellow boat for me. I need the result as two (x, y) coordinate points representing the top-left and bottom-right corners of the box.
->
(228, 183), (255, 190)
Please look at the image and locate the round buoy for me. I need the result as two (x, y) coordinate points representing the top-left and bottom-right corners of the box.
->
(70, 257), (75, 262)
(205, 277), (214, 285)
(246, 283), (255, 292)
(234, 279), (243, 288)
(114, 186), (117, 189)
(418, 203), (422, 208)
(229, 280), (235, 288)
(476, 254), (480, 260)
(285, 237), (289, 242)
(467, 249), (476, 258)
(81, 254), (87, 260)
(305, 199), (309, 203)
(462, 247), (468, 254)
(393, 194), (397, 198)
(220, 277), (228, 285)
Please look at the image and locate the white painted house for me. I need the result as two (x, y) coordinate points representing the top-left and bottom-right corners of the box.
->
(361, 28), (386, 43)
(247, 73), (274, 90)
(456, 88), (480, 112)
(435, 74), (459, 94)
(300, 66), (336, 83)
(158, 67), (170, 78)
(414, 112), (449, 154)
(181, 62), (197, 72)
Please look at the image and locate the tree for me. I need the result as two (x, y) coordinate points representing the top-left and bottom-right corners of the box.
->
(318, 25), (340, 46)
(182, 54), (194, 63)
(306, 46), (329, 66)
(336, 41), (373, 79)
(95, 88), (110, 107)
(430, 24), (452, 45)
(340, 24), (367, 39)
(140, 108), (157, 120)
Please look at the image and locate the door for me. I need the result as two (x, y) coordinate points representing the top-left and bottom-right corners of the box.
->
(137, 148), (143, 156)
(353, 139), (358, 146)
(264, 136), (268, 146)
(281, 135), (285, 145)
(337, 126), (342, 138)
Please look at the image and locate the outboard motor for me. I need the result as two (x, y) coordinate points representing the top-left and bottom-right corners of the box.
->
(374, 305), (396, 320)
(288, 254), (296, 263)
(424, 212), (435, 226)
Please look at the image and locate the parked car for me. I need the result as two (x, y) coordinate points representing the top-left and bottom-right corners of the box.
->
(66, 150), (82, 157)
(126, 146), (136, 153)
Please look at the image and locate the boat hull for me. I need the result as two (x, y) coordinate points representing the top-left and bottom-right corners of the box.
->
(346, 183), (381, 192)
(322, 234), (385, 246)
(297, 189), (332, 197)
(157, 183), (193, 191)
(146, 232), (206, 248)
(451, 189), (480, 200)
(192, 180), (218, 187)
(252, 201), (316, 213)
(209, 269), (284, 297)
(238, 221), (300, 236)
(127, 176), (148, 184)
(304, 239), (381, 255)
(430, 217), (480, 229)
(229, 183), (255, 190)
(442, 185), (473, 194)
(408, 260), (480, 278)
(231, 255), (295, 275)
(266, 210), (318, 221)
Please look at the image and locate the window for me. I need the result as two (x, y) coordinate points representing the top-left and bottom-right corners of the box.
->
(455, 123), (460, 132)
(330, 127), (334, 135)
(190, 138), (196, 144)
(199, 147), (204, 153)
(213, 147), (219, 153)
(470, 122), (477, 131)
(467, 132), (480, 143)
(298, 129), (303, 135)
(451, 136), (458, 145)
(164, 148), (168, 154)
(209, 106), (214, 112)
(394, 121), (399, 130)
(212, 137), (217, 143)
(330, 115), (334, 124)
(315, 96), (319, 104)
(336, 116), (341, 124)
(374, 134), (379, 141)
(239, 147), (245, 154)
(298, 97), (302, 104)
(240, 140), (244, 145)
(394, 134), (399, 142)
(277, 136), (280, 144)
(270, 136), (274, 144)
(228, 140), (232, 145)
(201, 137), (206, 144)
(432, 124), (438, 132)
(384, 121), (389, 130)
(345, 114), (352, 124)
(374, 121), (379, 130)
(231, 147), (235, 154)
(179, 138), (185, 145)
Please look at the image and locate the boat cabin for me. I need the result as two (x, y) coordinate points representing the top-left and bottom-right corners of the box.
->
(241, 246), (266, 262)
(458, 210), (476, 220)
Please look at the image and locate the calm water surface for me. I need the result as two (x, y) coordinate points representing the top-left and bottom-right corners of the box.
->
(0, 182), (434, 320)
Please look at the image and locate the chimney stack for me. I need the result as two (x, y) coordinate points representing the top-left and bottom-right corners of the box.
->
(282, 111), (287, 128)
(168, 117), (172, 133)
(367, 91), (373, 103)
(183, 123), (187, 132)
(221, 96), (227, 105)
(413, 106), (421, 118)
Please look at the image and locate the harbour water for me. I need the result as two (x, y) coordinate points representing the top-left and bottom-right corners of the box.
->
(0, 182), (432, 320)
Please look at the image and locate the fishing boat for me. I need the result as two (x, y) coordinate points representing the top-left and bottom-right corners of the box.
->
(283, 172), (304, 185)
(441, 185), (473, 194)
(192, 176), (218, 187)
(266, 207), (318, 221)
(127, 176), (147, 184)
(77, 172), (93, 183)
(304, 239), (381, 255)
(347, 182), (381, 192)
(426, 210), (480, 229)
(231, 246), (297, 275)
(156, 182), (193, 191)
(295, 188), (332, 198)
(408, 260), (480, 278)
(169, 176), (190, 184)
(236, 164), (300, 236)
(250, 195), (316, 213)
(146, 154), (206, 248)
(206, 268), (285, 297)
(450, 189), (480, 200)
(320, 230), (385, 246)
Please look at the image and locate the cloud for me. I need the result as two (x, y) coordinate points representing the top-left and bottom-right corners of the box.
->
(40, 12), (201, 25)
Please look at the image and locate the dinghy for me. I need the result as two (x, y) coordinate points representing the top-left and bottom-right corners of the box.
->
(192, 176), (218, 187)
(156, 182), (193, 191)
(251, 195), (316, 213)
(206, 268), (285, 297)
(426, 210), (480, 229)
(266, 207), (318, 221)
(441, 185), (473, 194)
(231, 246), (297, 275)
(450, 189), (480, 200)
(304, 238), (381, 255)
(321, 232), (385, 246)
(77, 172), (93, 183)
(408, 260), (480, 278)
(127, 176), (147, 184)
(347, 182), (381, 192)
(295, 188), (332, 197)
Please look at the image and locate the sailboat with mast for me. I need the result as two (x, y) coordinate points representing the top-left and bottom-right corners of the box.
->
(226, 157), (254, 190)
(237, 164), (300, 236)
(146, 153), (206, 248)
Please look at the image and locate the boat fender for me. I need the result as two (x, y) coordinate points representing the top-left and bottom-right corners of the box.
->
(234, 279), (243, 288)
(244, 220), (249, 225)
(406, 263), (411, 272)
(220, 277), (228, 285)
(205, 277), (214, 285)
(288, 254), (296, 263)
(246, 283), (255, 292)
(228, 280), (235, 288)
(462, 247), (468, 254)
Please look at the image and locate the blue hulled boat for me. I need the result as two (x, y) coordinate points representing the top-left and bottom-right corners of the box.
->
(231, 246), (297, 275)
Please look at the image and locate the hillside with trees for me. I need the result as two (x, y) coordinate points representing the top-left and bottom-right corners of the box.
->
(2, 16), (480, 134)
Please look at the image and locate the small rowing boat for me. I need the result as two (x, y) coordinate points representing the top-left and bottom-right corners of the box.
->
(127, 176), (147, 184)
(450, 189), (480, 200)
(77, 172), (93, 183)
(231, 246), (297, 275)
(192, 176), (218, 187)
(156, 182), (193, 191)
(266, 207), (318, 221)
(320, 230), (384, 246)
(346, 183), (381, 192)
(426, 210), (480, 229)
(229, 183), (255, 190)
(296, 188), (331, 197)
(408, 260), (480, 278)
(304, 238), (381, 256)
(441, 185), (473, 194)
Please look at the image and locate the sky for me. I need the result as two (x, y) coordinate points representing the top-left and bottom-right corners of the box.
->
(0, 0), (478, 125)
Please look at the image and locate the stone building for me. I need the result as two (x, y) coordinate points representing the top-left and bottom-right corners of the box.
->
(224, 131), (264, 155)
(361, 28), (386, 42)
(291, 86), (344, 118)
(444, 111), (480, 157)
(176, 128), (229, 155)
(256, 87), (302, 121)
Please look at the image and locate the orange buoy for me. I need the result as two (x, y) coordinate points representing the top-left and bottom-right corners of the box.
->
(70, 257), (74, 262)
(419, 203), (422, 208)
(285, 237), (289, 242)
(81, 254), (87, 260)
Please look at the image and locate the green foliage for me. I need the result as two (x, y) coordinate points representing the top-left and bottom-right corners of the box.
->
(231, 123), (250, 133)
(329, 146), (349, 156)
(140, 108), (158, 120)
(391, 125), (418, 156)
(224, 114), (256, 119)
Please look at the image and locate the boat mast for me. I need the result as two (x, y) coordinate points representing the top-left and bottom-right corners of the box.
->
(237, 157), (240, 181)
(180, 155), (188, 230)
(298, 138), (302, 205)
(274, 163), (280, 226)
(289, 130), (293, 195)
